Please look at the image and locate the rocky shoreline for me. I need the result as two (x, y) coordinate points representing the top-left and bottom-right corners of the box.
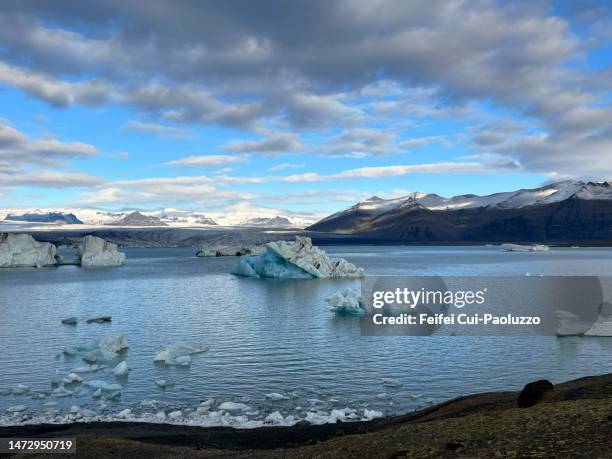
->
(2, 373), (612, 458)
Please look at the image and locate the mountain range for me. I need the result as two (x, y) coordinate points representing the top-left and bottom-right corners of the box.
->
(0, 208), (307, 228)
(307, 181), (612, 244)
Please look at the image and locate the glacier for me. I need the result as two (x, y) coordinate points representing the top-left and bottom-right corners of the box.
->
(232, 236), (364, 279)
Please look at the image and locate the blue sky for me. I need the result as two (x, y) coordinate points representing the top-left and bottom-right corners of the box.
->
(0, 1), (611, 221)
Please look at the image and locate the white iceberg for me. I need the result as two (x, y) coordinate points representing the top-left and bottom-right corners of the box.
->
(168, 410), (182, 420)
(326, 288), (365, 314)
(501, 243), (549, 252)
(232, 236), (364, 279)
(63, 373), (83, 384)
(196, 243), (264, 257)
(153, 342), (208, 365)
(0, 233), (57, 268)
(78, 235), (126, 267)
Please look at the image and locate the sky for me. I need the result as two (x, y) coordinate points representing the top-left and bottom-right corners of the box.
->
(0, 0), (611, 221)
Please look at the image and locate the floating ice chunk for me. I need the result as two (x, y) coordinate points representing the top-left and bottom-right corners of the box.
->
(376, 393), (389, 399)
(78, 236), (125, 267)
(7, 405), (27, 413)
(63, 373), (83, 384)
(200, 398), (214, 408)
(85, 380), (123, 391)
(86, 316), (112, 324)
(12, 384), (29, 395)
(98, 335), (128, 354)
(155, 411), (166, 421)
(168, 410), (182, 420)
(42, 401), (59, 407)
(264, 411), (284, 424)
(218, 402), (249, 412)
(153, 343), (208, 365)
(232, 237), (364, 279)
(0, 233), (57, 268)
(81, 408), (97, 418)
(155, 379), (175, 388)
(326, 288), (365, 314)
(265, 392), (290, 401)
(69, 405), (80, 414)
(382, 378), (403, 388)
(140, 399), (159, 409)
(112, 361), (129, 376)
(363, 408), (383, 420)
(92, 388), (102, 398)
(61, 317), (78, 325)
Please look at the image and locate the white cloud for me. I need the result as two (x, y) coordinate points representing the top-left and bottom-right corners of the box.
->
(164, 155), (245, 167)
(122, 120), (192, 140)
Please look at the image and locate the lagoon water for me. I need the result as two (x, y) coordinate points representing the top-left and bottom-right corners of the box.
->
(1, 245), (612, 426)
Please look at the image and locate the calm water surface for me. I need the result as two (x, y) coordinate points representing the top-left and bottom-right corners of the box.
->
(1, 245), (612, 426)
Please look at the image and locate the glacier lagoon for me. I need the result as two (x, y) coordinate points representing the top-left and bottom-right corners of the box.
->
(2, 245), (612, 427)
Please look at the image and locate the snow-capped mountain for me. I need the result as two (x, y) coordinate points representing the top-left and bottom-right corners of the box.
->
(0, 207), (312, 228)
(308, 181), (612, 243)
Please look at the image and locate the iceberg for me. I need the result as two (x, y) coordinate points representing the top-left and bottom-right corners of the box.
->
(85, 380), (123, 391)
(78, 235), (126, 267)
(196, 243), (264, 257)
(501, 243), (550, 252)
(218, 402), (249, 412)
(326, 288), (365, 314)
(232, 236), (364, 279)
(0, 233), (57, 268)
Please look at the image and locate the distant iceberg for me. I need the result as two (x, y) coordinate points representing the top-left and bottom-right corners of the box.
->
(232, 236), (364, 279)
(501, 243), (549, 252)
(326, 288), (365, 314)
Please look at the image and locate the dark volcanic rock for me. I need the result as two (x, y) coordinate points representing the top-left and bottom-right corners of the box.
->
(517, 379), (554, 407)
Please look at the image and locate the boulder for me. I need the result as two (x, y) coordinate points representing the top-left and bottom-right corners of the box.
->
(232, 236), (364, 279)
(196, 243), (264, 257)
(77, 235), (125, 267)
(517, 379), (554, 407)
(0, 232), (57, 268)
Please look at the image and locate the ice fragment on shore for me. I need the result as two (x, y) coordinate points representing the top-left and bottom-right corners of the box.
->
(264, 411), (284, 424)
(363, 408), (383, 420)
(218, 402), (249, 412)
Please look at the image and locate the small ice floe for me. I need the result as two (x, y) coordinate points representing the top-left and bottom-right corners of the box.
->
(112, 361), (129, 377)
(326, 288), (366, 314)
(86, 316), (112, 324)
(42, 401), (59, 407)
(382, 378), (403, 388)
(85, 380), (123, 392)
(6, 405), (27, 413)
(218, 402), (250, 412)
(61, 317), (78, 325)
(265, 392), (290, 401)
(63, 373), (83, 384)
(200, 398), (214, 408)
(155, 379), (175, 388)
(363, 408), (383, 420)
(153, 343), (208, 365)
(71, 364), (108, 373)
(376, 393), (389, 399)
(12, 384), (30, 395)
